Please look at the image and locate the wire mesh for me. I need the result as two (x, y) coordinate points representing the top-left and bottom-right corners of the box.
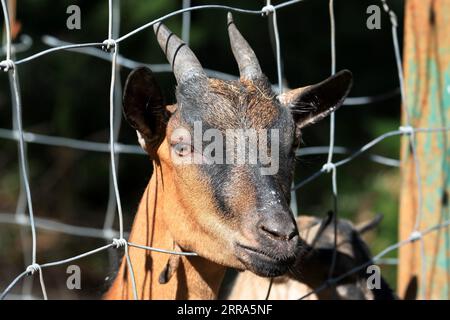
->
(0, 0), (449, 301)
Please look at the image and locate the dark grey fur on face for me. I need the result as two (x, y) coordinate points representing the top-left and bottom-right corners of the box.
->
(174, 75), (297, 219)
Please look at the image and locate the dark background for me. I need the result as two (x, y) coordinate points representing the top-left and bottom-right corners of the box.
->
(0, 0), (403, 299)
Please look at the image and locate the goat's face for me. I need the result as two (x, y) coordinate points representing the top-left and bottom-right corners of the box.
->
(123, 14), (352, 277)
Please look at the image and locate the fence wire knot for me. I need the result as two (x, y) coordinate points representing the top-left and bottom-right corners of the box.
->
(322, 162), (336, 173)
(262, 4), (275, 16)
(381, 1), (390, 13)
(399, 125), (414, 135)
(389, 12), (398, 28)
(381, 1), (398, 27)
(409, 230), (422, 242)
(112, 238), (128, 248)
(0, 59), (14, 72)
(26, 263), (41, 275)
(102, 39), (116, 53)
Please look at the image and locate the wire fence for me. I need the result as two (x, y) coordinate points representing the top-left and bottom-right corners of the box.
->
(0, 0), (449, 300)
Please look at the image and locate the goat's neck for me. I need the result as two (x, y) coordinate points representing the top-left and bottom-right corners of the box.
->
(105, 162), (226, 299)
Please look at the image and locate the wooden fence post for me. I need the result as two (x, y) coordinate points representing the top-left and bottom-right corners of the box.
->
(398, 0), (450, 300)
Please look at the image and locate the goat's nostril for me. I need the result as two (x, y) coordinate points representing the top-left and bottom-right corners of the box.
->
(260, 224), (297, 241)
(260, 225), (281, 239)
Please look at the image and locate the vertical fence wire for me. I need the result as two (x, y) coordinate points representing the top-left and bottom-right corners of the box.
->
(325, 0), (339, 293)
(103, 0), (122, 234)
(3, 0), (34, 297)
(105, 0), (138, 300)
(0, 0), (48, 300)
(182, 0), (191, 44)
(103, 0), (122, 277)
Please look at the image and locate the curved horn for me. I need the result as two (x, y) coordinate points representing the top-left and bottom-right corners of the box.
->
(227, 12), (262, 81)
(153, 22), (206, 83)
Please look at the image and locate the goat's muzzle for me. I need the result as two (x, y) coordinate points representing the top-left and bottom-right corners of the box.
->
(234, 213), (301, 277)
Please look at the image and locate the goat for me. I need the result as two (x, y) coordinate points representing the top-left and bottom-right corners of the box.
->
(221, 214), (398, 300)
(104, 13), (352, 300)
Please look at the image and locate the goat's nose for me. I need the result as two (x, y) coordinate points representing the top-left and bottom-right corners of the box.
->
(258, 218), (298, 242)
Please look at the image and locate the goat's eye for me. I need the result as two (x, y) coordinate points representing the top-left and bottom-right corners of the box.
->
(173, 143), (193, 157)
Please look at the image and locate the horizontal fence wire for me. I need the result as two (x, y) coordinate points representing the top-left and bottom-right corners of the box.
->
(0, 127), (402, 166)
(39, 34), (400, 106)
(0, 0), (449, 300)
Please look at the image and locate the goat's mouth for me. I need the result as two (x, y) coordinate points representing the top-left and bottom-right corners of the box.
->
(235, 243), (297, 277)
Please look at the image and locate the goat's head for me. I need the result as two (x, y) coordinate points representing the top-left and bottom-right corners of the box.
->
(122, 13), (353, 277)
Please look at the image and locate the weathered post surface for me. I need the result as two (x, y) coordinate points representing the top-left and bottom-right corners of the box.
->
(398, 0), (450, 300)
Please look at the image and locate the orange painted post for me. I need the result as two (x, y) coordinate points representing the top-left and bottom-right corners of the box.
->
(7, 0), (20, 40)
(398, 0), (450, 299)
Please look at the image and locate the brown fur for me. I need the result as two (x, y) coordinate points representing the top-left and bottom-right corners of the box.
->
(205, 78), (278, 130)
(105, 76), (296, 299)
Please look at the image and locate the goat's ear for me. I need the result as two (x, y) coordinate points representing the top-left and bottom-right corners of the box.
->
(355, 213), (383, 235)
(278, 70), (353, 129)
(123, 67), (169, 158)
